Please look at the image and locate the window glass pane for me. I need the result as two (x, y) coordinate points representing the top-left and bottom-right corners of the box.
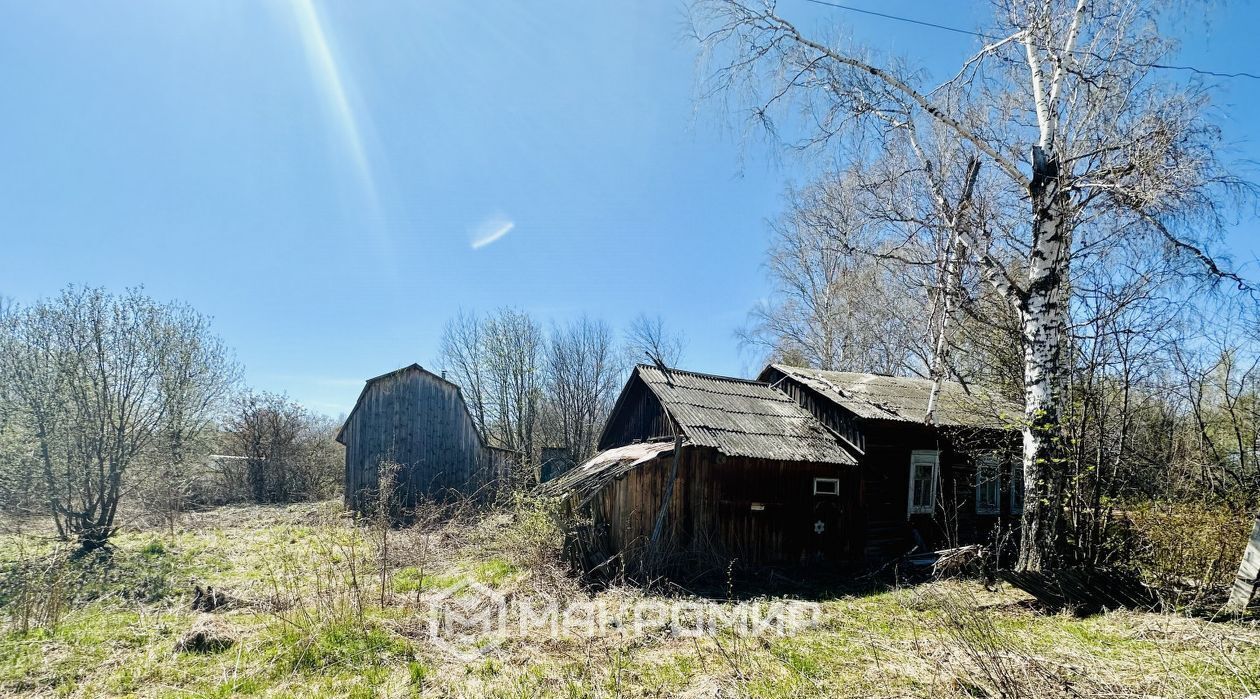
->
(976, 454), (1000, 513)
(908, 451), (937, 514)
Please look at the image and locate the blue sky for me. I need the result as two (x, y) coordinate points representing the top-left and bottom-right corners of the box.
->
(2, 1), (1257, 417)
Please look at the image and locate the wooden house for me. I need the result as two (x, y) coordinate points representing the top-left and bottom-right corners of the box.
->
(759, 364), (1024, 560)
(336, 364), (517, 513)
(544, 363), (1022, 573)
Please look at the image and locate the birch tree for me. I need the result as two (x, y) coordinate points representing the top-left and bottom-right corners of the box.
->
(695, 0), (1251, 569)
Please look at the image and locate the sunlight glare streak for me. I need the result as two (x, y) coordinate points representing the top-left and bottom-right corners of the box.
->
(290, 0), (392, 262)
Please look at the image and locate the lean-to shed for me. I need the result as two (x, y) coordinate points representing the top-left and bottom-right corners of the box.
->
(336, 364), (516, 512)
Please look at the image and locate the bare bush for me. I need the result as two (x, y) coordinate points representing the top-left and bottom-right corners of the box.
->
(219, 391), (342, 504)
(1126, 501), (1254, 607)
(0, 286), (238, 550)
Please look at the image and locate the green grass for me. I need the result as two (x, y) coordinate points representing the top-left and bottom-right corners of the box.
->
(472, 558), (519, 586)
(391, 566), (461, 593)
(271, 619), (413, 673)
(1, 501), (1258, 698)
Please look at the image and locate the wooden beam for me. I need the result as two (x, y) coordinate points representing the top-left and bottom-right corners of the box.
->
(1226, 510), (1260, 613)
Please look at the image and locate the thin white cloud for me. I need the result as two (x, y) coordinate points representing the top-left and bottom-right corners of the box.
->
(470, 215), (516, 249)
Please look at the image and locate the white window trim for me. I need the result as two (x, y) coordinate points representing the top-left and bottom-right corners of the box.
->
(1010, 461), (1025, 514)
(907, 450), (939, 517)
(975, 453), (1001, 515)
(813, 477), (840, 496)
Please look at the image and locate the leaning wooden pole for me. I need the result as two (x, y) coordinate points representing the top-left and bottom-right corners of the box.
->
(649, 434), (683, 548)
(1225, 510), (1260, 613)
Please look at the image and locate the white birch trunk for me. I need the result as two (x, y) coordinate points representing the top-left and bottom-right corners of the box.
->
(923, 238), (961, 426)
(923, 157), (980, 426)
(1017, 145), (1070, 571)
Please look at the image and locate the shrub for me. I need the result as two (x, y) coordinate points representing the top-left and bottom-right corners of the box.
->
(1125, 501), (1253, 606)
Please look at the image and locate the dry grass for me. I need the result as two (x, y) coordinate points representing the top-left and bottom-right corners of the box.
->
(0, 499), (1257, 698)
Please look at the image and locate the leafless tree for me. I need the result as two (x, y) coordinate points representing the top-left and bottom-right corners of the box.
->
(1168, 301), (1260, 498)
(625, 313), (686, 367)
(0, 287), (237, 550)
(440, 307), (546, 470)
(483, 308), (545, 463)
(439, 310), (490, 437)
(221, 391), (340, 503)
(693, 0), (1252, 569)
(144, 307), (239, 531)
(738, 175), (935, 374)
(543, 316), (623, 462)
(0, 297), (42, 513)
(443, 310), (685, 471)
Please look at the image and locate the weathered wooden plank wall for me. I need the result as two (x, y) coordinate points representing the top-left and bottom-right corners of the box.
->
(579, 365), (1023, 571)
(598, 379), (675, 450)
(591, 447), (860, 569)
(342, 368), (507, 512)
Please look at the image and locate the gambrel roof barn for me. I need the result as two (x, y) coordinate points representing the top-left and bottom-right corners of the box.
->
(337, 364), (516, 512)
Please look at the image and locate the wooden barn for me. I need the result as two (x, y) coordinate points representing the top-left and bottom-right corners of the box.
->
(544, 363), (1022, 574)
(336, 364), (517, 513)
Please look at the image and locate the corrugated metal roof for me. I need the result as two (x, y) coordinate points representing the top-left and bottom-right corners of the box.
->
(767, 364), (1022, 430)
(638, 366), (858, 465)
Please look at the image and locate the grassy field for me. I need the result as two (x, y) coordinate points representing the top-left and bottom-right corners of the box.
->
(1, 500), (1258, 698)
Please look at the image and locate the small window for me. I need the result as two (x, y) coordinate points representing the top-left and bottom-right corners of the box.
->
(1011, 462), (1025, 514)
(813, 477), (840, 496)
(975, 453), (1001, 515)
(907, 450), (939, 516)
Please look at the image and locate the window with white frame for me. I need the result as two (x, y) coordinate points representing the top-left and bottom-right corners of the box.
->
(1010, 462), (1025, 514)
(907, 450), (939, 516)
(975, 453), (1001, 515)
(813, 477), (840, 496)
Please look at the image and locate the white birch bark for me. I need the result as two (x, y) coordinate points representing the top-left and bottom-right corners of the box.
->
(1226, 511), (1260, 612)
(923, 157), (981, 425)
(1017, 145), (1071, 570)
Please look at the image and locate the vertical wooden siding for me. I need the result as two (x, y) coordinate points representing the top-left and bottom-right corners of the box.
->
(592, 447), (859, 567)
(342, 369), (503, 511)
(598, 379), (675, 450)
